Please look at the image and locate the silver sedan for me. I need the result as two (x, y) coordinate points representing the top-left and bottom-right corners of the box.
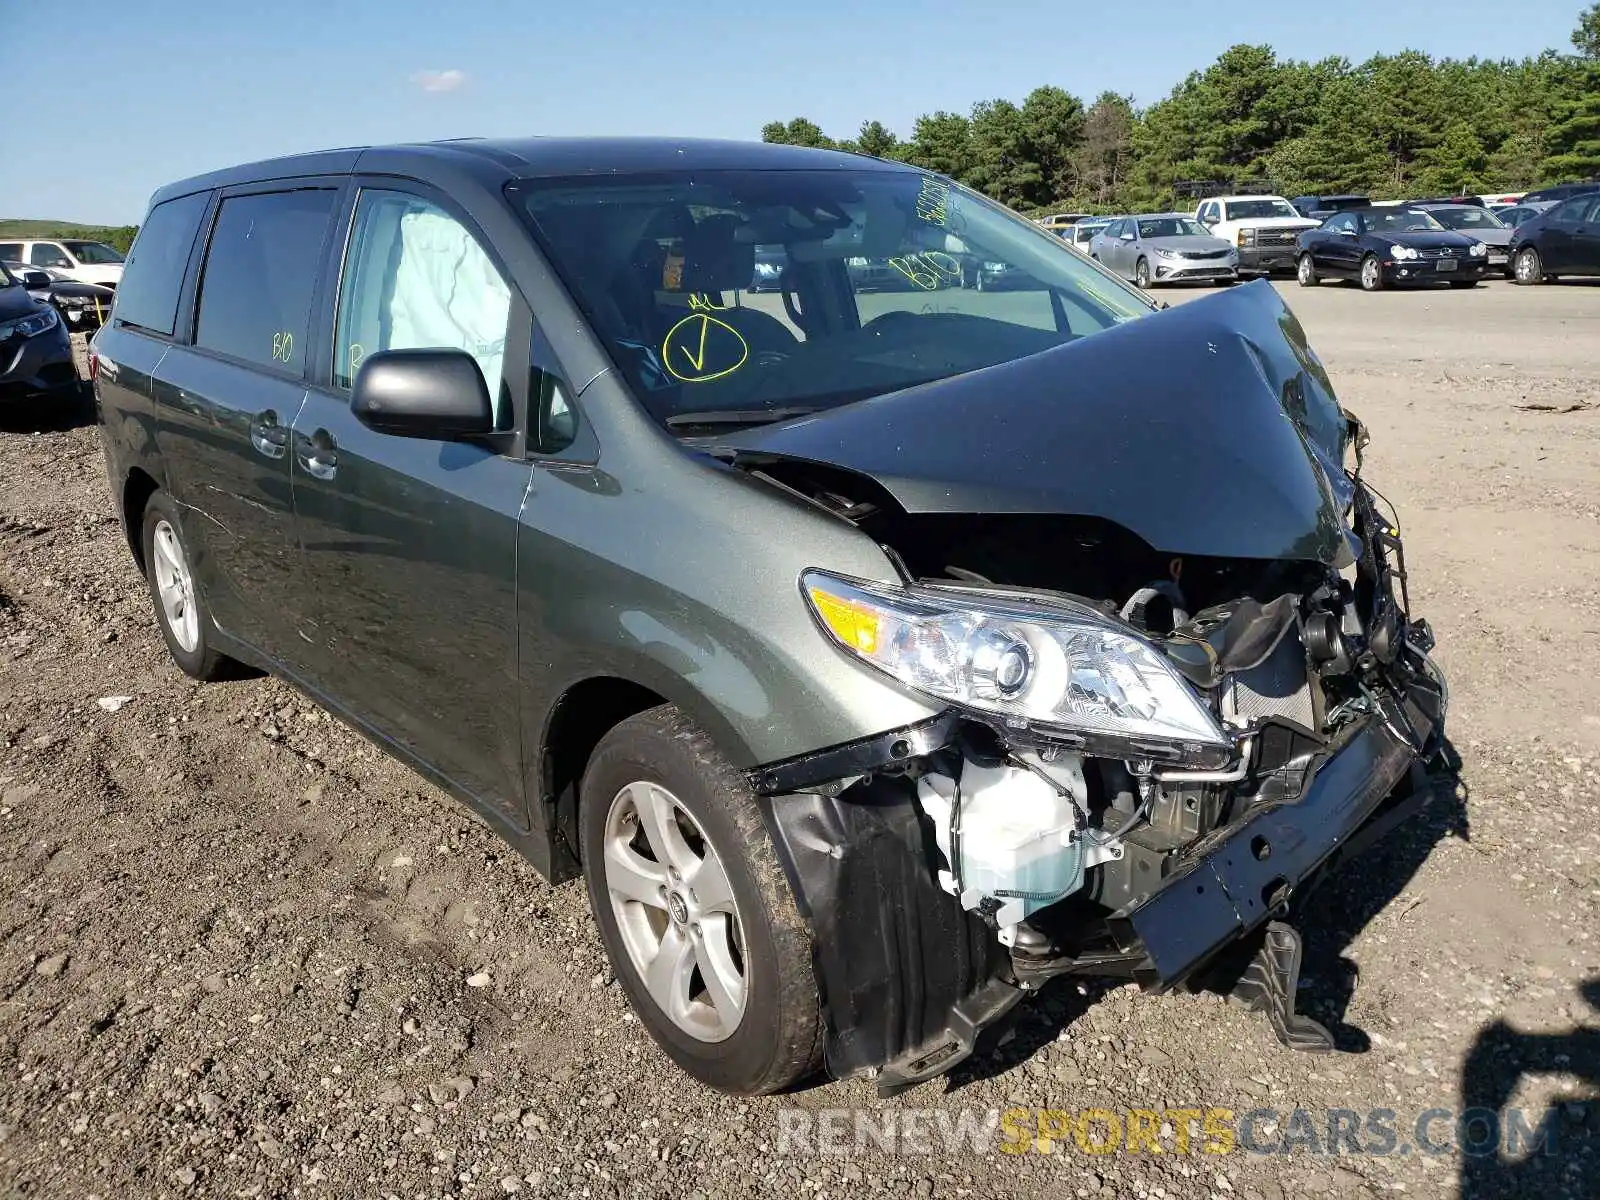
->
(1090, 214), (1240, 288)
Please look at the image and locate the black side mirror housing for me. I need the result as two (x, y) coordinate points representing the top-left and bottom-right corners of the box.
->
(21, 270), (51, 289)
(350, 348), (495, 440)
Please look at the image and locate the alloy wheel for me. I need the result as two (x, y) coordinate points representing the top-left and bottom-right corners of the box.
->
(602, 781), (746, 1043)
(150, 518), (200, 653)
(1297, 254), (1316, 286)
(1361, 257), (1380, 291)
(1514, 248), (1541, 284)
(1135, 258), (1150, 288)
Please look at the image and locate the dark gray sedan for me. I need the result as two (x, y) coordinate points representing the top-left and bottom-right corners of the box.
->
(1415, 204), (1515, 271)
(1090, 213), (1239, 287)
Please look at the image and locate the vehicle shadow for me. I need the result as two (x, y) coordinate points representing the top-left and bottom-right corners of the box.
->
(0, 382), (94, 433)
(1458, 978), (1600, 1195)
(944, 737), (1469, 1089)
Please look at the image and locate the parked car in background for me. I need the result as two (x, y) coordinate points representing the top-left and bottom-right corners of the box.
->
(1402, 194), (1486, 209)
(2, 259), (116, 329)
(1089, 214), (1238, 287)
(1193, 194), (1318, 276)
(1068, 217), (1113, 251)
(92, 135), (1448, 1098)
(1290, 194), (1369, 220)
(748, 246), (787, 292)
(1519, 180), (1600, 205)
(1507, 190), (1600, 284)
(1477, 191), (1525, 208)
(1412, 204), (1514, 271)
(1295, 206), (1490, 290)
(0, 239), (124, 287)
(1036, 212), (1090, 234)
(0, 261), (80, 405)
(1493, 202), (1553, 227)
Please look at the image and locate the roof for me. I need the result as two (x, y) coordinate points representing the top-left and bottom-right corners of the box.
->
(149, 136), (910, 208)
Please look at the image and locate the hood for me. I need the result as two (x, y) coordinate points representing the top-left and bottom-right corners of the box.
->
(1148, 234), (1235, 255)
(0, 283), (44, 322)
(50, 279), (116, 300)
(1384, 230), (1478, 250)
(718, 280), (1355, 567)
(68, 264), (123, 286)
(1462, 227), (1513, 247)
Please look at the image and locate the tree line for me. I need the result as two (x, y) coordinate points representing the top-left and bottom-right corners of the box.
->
(761, 3), (1600, 214)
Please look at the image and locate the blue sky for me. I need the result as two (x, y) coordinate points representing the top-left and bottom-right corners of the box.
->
(4, 0), (1585, 224)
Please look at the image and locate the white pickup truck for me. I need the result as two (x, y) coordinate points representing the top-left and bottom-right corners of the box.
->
(1193, 195), (1320, 276)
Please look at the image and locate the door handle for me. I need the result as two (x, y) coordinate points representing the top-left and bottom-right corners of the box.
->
(250, 410), (289, 460)
(295, 428), (339, 481)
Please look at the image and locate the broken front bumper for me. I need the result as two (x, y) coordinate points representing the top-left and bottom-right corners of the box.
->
(753, 650), (1445, 1093)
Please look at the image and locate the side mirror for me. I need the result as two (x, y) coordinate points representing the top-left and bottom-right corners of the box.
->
(1120, 232), (1134, 241)
(351, 348), (494, 439)
(21, 270), (51, 289)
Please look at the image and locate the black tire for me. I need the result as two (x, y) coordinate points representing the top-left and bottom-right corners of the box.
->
(1296, 253), (1319, 287)
(1359, 254), (1385, 292)
(140, 492), (234, 681)
(1134, 257), (1150, 289)
(580, 706), (822, 1095)
(1513, 246), (1544, 285)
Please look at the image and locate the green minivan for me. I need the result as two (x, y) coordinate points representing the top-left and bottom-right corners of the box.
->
(94, 137), (1448, 1096)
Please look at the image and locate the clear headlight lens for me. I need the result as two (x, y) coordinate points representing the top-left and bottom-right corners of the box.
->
(982, 261), (1007, 271)
(0, 307), (60, 340)
(1469, 241), (1488, 256)
(802, 571), (1231, 765)
(1390, 244), (1419, 260)
(1154, 247), (1177, 258)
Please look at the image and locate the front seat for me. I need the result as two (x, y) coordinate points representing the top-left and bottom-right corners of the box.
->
(676, 215), (800, 357)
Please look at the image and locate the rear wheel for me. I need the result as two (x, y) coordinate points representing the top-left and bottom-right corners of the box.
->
(1513, 246), (1544, 285)
(1359, 254), (1384, 292)
(1296, 253), (1319, 287)
(580, 706), (822, 1095)
(140, 492), (234, 681)
(1134, 257), (1150, 288)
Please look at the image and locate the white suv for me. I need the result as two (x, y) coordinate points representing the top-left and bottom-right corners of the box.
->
(1194, 196), (1319, 276)
(0, 239), (125, 287)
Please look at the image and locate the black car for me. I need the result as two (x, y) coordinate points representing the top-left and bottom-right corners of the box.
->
(0, 260), (80, 406)
(2, 259), (116, 330)
(1519, 180), (1600, 205)
(1402, 194), (1485, 209)
(1507, 190), (1600, 284)
(1295, 207), (1490, 291)
(1290, 194), (1369, 220)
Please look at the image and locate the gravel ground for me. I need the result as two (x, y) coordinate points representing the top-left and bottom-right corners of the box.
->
(1, 280), (1597, 1200)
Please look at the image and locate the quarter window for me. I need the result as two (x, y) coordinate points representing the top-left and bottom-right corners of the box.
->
(115, 190), (212, 336)
(333, 190), (513, 429)
(194, 189), (337, 372)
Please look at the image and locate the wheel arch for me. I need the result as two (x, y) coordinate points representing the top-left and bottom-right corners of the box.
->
(121, 467), (160, 572)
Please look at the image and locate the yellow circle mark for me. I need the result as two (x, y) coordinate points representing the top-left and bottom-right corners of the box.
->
(662, 312), (749, 383)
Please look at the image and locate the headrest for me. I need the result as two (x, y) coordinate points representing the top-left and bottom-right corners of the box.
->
(675, 214), (754, 293)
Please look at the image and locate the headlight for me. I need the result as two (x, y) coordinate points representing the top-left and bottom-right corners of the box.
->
(802, 571), (1231, 765)
(1237, 228), (1256, 246)
(1153, 247), (1178, 259)
(1390, 245), (1419, 260)
(0, 307), (60, 340)
(1469, 242), (1487, 256)
(982, 261), (1007, 271)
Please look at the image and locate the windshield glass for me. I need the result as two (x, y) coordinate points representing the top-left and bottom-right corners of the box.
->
(1136, 217), (1209, 238)
(1367, 209), (1445, 233)
(63, 240), (124, 264)
(1225, 198), (1299, 220)
(513, 169), (1154, 430)
(1427, 207), (1504, 230)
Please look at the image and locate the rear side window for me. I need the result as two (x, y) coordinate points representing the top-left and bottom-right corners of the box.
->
(195, 189), (337, 373)
(0, 242), (21, 261)
(116, 191), (211, 335)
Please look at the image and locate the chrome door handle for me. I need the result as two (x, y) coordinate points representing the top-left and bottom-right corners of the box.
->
(296, 429), (339, 481)
(250, 410), (289, 459)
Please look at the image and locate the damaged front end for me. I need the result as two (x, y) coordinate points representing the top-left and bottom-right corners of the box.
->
(731, 284), (1449, 1094)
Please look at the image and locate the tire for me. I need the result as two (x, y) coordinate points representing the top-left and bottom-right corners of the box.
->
(975, 270), (987, 292)
(1296, 253), (1319, 287)
(1359, 254), (1385, 292)
(1134, 257), (1150, 289)
(140, 492), (234, 681)
(580, 706), (822, 1095)
(1513, 246), (1544, 285)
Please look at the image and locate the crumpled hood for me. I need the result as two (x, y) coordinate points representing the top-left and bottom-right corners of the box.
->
(718, 280), (1357, 566)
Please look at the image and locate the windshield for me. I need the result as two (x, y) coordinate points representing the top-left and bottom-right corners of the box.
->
(1366, 209), (1445, 233)
(1225, 198), (1299, 220)
(512, 169), (1154, 430)
(1427, 207), (1504, 230)
(1136, 217), (1209, 238)
(63, 240), (124, 264)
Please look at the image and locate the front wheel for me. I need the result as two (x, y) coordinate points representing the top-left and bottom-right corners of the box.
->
(1513, 247), (1544, 285)
(1296, 253), (1319, 287)
(1359, 254), (1385, 292)
(580, 706), (822, 1095)
(1134, 257), (1150, 289)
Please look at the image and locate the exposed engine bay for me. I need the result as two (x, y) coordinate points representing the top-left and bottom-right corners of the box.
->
(739, 429), (1448, 1094)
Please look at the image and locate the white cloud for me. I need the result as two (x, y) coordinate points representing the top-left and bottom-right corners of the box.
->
(410, 69), (468, 94)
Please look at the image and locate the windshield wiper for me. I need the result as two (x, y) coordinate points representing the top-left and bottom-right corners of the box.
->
(666, 407), (820, 431)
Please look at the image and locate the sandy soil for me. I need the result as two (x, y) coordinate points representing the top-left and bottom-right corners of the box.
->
(0, 279), (1596, 1200)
